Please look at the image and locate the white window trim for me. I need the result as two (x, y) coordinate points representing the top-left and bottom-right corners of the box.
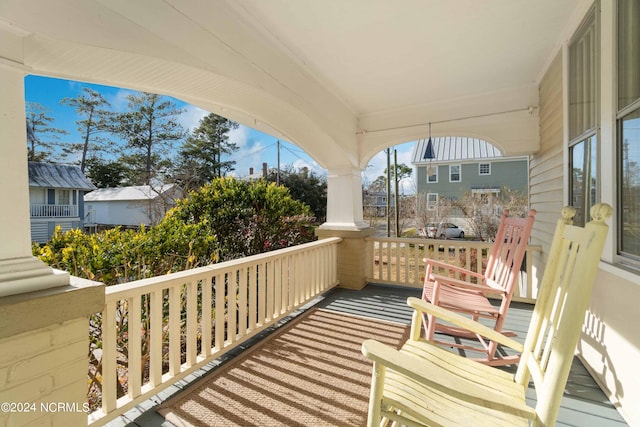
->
(426, 193), (438, 210)
(449, 164), (461, 182)
(479, 163), (491, 176)
(426, 165), (438, 183)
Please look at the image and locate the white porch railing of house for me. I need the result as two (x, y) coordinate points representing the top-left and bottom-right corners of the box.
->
(88, 237), (341, 426)
(366, 237), (542, 302)
(30, 203), (78, 217)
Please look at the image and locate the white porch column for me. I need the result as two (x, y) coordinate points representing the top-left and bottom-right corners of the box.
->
(0, 65), (69, 297)
(316, 168), (373, 290)
(320, 167), (369, 230)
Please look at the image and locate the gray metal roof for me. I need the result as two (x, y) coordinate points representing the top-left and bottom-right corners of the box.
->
(84, 184), (178, 201)
(411, 137), (503, 164)
(28, 162), (96, 190)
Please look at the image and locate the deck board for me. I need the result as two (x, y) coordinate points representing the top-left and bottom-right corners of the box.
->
(108, 284), (628, 427)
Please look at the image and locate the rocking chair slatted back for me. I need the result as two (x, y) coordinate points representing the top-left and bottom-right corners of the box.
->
(515, 203), (613, 423)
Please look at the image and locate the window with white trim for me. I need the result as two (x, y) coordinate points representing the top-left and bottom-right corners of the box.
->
(426, 165), (438, 183)
(426, 193), (438, 210)
(568, 7), (599, 227)
(479, 163), (491, 175)
(617, 0), (640, 264)
(449, 165), (461, 182)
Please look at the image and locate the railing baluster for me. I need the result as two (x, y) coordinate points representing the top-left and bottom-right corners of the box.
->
(266, 261), (275, 321)
(149, 289), (163, 387)
(274, 258), (282, 317)
(128, 296), (142, 399)
(227, 272), (237, 343)
(294, 253), (302, 305)
(258, 262), (266, 326)
(247, 265), (257, 332)
(168, 286), (181, 376)
(238, 266), (247, 338)
(214, 274), (225, 350)
(201, 276), (213, 356)
(186, 280), (197, 367)
(101, 299), (117, 413)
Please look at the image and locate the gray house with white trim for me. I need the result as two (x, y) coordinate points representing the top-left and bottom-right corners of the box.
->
(412, 137), (529, 211)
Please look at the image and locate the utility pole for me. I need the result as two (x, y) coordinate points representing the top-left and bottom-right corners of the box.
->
(386, 148), (391, 237)
(394, 149), (400, 237)
(277, 140), (281, 185)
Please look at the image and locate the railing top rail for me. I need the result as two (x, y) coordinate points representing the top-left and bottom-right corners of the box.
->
(367, 236), (541, 252)
(105, 237), (342, 299)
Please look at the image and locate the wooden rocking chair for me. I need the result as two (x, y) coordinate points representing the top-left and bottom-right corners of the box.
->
(422, 208), (536, 365)
(362, 204), (612, 427)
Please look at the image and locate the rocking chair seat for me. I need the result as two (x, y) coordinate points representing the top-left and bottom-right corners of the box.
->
(365, 337), (532, 426)
(422, 277), (501, 315)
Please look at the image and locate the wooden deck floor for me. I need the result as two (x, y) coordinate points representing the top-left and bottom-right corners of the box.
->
(109, 284), (628, 427)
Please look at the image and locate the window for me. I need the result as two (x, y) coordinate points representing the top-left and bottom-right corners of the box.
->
(57, 189), (70, 205)
(449, 165), (461, 182)
(568, 7), (599, 226)
(617, 0), (640, 263)
(570, 136), (598, 226)
(426, 165), (438, 183)
(479, 163), (491, 175)
(427, 193), (438, 210)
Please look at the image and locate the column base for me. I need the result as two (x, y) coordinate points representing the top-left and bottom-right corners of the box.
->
(0, 257), (70, 298)
(316, 227), (375, 290)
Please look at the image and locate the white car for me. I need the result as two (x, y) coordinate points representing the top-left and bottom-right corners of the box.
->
(426, 222), (465, 239)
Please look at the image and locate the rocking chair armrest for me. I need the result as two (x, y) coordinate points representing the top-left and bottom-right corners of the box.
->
(361, 339), (535, 420)
(430, 274), (506, 295)
(424, 258), (484, 280)
(406, 297), (524, 352)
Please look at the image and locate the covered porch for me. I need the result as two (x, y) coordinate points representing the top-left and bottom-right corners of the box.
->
(106, 284), (627, 427)
(0, 1), (638, 426)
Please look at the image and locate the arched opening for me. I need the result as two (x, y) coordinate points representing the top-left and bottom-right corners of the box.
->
(362, 137), (529, 240)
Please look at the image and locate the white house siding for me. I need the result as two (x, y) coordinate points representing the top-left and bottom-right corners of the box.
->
(87, 200), (154, 227)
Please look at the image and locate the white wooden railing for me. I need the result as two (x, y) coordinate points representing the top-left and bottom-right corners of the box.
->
(366, 237), (542, 302)
(30, 203), (78, 217)
(88, 237), (341, 426)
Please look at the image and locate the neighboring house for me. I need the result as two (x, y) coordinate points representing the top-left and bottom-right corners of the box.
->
(84, 184), (182, 227)
(411, 137), (529, 213)
(363, 190), (388, 217)
(28, 162), (96, 243)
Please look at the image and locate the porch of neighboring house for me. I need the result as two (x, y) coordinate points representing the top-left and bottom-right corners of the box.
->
(104, 283), (628, 427)
(28, 162), (96, 243)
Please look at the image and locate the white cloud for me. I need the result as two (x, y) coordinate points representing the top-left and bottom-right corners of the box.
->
(106, 88), (137, 112)
(228, 125), (251, 149)
(178, 105), (209, 133)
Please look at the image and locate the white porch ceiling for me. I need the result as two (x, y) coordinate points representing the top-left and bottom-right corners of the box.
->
(0, 0), (588, 169)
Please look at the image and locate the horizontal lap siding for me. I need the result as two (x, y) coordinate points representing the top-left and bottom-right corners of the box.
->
(530, 51), (564, 296)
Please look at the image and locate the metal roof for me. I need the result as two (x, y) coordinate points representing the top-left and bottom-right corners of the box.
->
(412, 137), (503, 165)
(84, 184), (178, 201)
(28, 162), (96, 190)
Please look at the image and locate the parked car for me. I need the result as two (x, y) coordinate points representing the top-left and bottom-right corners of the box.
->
(425, 222), (465, 239)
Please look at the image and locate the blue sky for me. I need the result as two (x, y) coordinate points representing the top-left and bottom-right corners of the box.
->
(24, 75), (415, 190)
